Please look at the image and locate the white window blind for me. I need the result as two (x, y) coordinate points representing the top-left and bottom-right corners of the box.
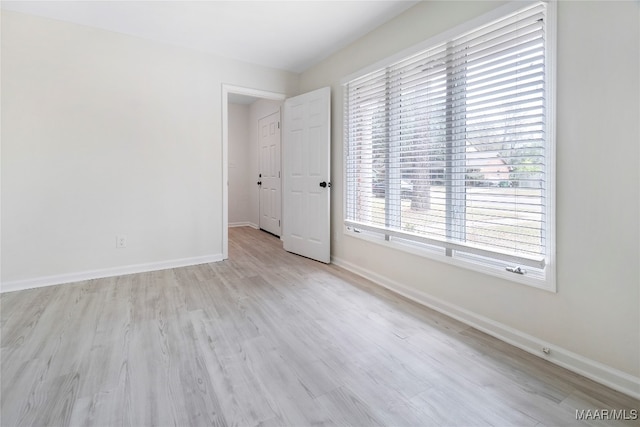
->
(344, 2), (550, 271)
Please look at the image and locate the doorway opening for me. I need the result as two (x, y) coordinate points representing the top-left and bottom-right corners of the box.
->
(222, 85), (286, 260)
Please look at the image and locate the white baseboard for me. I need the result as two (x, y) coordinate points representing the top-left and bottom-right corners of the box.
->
(0, 254), (224, 294)
(331, 256), (640, 400)
(229, 222), (259, 229)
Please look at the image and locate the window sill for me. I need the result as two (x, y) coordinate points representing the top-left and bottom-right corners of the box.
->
(344, 226), (556, 293)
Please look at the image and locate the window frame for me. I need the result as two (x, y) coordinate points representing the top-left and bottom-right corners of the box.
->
(341, 0), (556, 292)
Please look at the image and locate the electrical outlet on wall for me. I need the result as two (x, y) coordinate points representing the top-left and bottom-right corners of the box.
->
(116, 235), (127, 248)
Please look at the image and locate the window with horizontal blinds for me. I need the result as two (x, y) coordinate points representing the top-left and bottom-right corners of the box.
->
(344, 2), (551, 273)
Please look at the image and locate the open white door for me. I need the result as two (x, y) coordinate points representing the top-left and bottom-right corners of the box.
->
(282, 87), (331, 263)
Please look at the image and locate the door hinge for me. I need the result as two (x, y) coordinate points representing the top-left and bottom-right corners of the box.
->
(278, 122), (280, 129)
(279, 220), (281, 227)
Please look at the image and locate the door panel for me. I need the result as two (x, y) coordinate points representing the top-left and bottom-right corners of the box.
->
(258, 111), (281, 236)
(282, 87), (331, 263)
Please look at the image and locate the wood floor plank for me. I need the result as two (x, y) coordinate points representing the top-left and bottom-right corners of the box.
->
(314, 386), (386, 426)
(189, 309), (277, 426)
(1, 226), (638, 426)
(1, 358), (48, 426)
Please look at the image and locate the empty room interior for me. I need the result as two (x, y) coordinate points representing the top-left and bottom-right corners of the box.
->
(1, 0), (639, 426)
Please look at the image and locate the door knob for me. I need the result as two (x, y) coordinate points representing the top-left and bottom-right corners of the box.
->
(319, 181), (331, 188)
(257, 181), (262, 186)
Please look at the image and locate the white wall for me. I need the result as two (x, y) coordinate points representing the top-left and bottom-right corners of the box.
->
(300, 0), (640, 395)
(1, 10), (299, 288)
(228, 103), (252, 226)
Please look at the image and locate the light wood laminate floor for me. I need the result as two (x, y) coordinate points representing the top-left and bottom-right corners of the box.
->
(1, 227), (638, 426)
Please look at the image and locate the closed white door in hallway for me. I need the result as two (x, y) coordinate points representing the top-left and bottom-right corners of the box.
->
(258, 111), (281, 236)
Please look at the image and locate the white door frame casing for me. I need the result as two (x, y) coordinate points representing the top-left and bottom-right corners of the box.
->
(222, 84), (286, 259)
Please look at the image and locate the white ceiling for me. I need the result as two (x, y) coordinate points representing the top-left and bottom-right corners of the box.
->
(1, 0), (419, 73)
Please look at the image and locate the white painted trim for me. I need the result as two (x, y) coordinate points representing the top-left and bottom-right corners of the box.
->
(344, 228), (553, 291)
(331, 255), (640, 400)
(221, 84), (286, 261)
(544, 0), (558, 294)
(228, 222), (259, 229)
(0, 254), (223, 294)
